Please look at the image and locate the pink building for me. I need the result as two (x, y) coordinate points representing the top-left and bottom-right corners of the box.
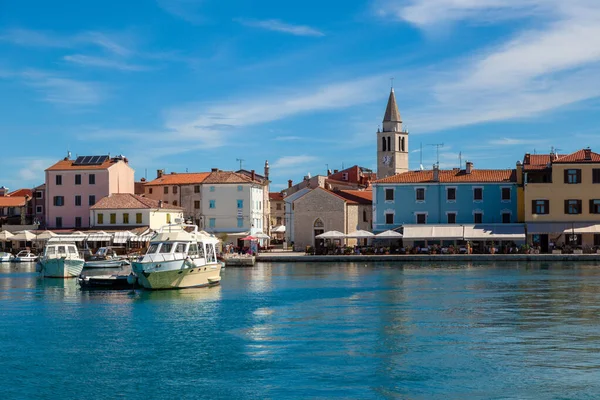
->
(45, 155), (134, 229)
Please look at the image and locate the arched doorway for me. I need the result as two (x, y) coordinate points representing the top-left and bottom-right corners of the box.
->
(313, 218), (325, 250)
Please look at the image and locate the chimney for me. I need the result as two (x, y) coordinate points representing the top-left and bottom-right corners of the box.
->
(0, 186), (7, 197)
(333, 169), (339, 174)
(516, 161), (523, 185)
(584, 147), (592, 160)
(432, 164), (439, 182)
(141, 178), (146, 182)
(327, 169), (332, 176)
(211, 168), (218, 172)
(158, 200), (163, 208)
(288, 180), (293, 188)
(466, 161), (473, 174)
(170, 172), (176, 175)
(251, 169), (256, 181)
(264, 160), (269, 180)
(157, 169), (164, 179)
(523, 153), (531, 165)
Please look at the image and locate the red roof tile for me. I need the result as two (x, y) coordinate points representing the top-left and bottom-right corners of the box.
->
(203, 171), (259, 184)
(376, 169), (516, 184)
(0, 197), (27, 207)
(553, 149), (600, 163)
(46, 158), (121, 171)
(336, 190), (372, 204)
(90, 193), (183, 210)
(269, 192), (284, 201)
(8, 189), (33, 197)
(144, 172), (211, 186)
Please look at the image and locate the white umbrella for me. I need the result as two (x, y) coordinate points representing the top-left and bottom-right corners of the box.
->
(255, 232), (270, 240)
(345, 230), (375, 238)
(375, 230), (403, 238)
(315, 230), (346, 239)
(272, 225), (286, 233)
(0, 230), (14, 241)
(35, 230), (57, 241)
(11, 230), (36, 241)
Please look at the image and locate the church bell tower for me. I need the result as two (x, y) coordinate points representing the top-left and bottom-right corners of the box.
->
(377, 87), (408, 179)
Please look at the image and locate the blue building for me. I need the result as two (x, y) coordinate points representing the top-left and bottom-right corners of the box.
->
(373, 163), (522, 246)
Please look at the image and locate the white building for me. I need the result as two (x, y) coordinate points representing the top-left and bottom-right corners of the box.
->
(201, 171), (266, 237)
(89, 193), (183, 230)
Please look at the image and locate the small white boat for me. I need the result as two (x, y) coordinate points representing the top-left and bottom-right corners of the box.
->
(14, 250), (38, 263)
(39, 242), (84, 278)
(131, 222), (222, 290)
(0, 252), (14, 262)
(84, 247), (128, 268)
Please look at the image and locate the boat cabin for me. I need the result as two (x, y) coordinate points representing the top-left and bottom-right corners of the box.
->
(44, 244), (79, 258)
(142, 240), (217, 264)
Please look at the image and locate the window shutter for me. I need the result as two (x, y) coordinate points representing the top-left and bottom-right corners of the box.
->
(577, 169), (582, 183)
(564, 200), (568, 214)
(590, 199), (594, 214)
(531, 200), (536, 213)
(546, 200), (549, 214)
(564, 170), (568, 183)
(578, 200), (582, 214)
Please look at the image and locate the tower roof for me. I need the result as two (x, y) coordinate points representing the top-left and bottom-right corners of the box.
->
(383, 88), (401, 123)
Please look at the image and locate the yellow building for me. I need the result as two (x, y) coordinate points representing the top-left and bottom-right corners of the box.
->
(523, 148), (600, 252)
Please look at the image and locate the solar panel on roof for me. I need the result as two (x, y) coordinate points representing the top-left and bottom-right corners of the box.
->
(74, 156), (85, 165)
(72, 155), (110, 165)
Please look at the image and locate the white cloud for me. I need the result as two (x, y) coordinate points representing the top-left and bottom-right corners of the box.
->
(20, 70), (105, 105)
(488, 138), (543, 146)
(63, 55), (149, 71)
(236, 18), (324, 37)
(272, 155), (318, 169)
(274, 136), (302, 141)
(156, 0), (206, 24)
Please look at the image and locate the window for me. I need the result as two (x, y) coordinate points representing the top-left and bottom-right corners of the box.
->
(363, 209), (368, 222)
(416, 213), (426, 224)
(55, 217), (62, 228)
(385, 213), (394, 224)
(385, 188), (394, 201)
(89, 195), (96, 206)
(501, 188), (511, 201)
(474, 212), (483, 223)
(567, 234), (582, 246)
(36, 205), (43, 214)
(594, 234), (600, 247)
(164, 186), (169, 194)
(565, 199), (582, 214)
(276, 203), (281, 210)
(173, 201), (178, 206)
(149, 188), (153, 194)
(237, 200), (243, 209)
(416, 188), (425, 201)
(160, 243), (173, 253)
(237, 218), (243, 228)
(276, 217), (282, 225)
(590, 200), (600, 214)
(593, 169), (600, 184)
(175, 243), (186, 253)
(342, 172), (349, 181)
(75, 195), (81, 206)
(447, 188), (456, 201)
(53, 196), (64, 206)
(447, 213), (456, 224)
(36, 191), (43, 199)
(533, 200), (549, 215)
(75, 217), (82, 228)
(194, 200), (200, 209)
(136, 213), (142, 224)
(502, 212), (511, 223)
(123, 213), (129, 224)
(89, 174), (95, 185)
(237, 185), (243, 192)
(110, 213), (116, 224)
(565, 169), (581, 184)
(210, 186), (215, 192)
(167, 214), (171, 224)
(75, 174), (81, 185)
(188, 243), (199, 257)
(173, 186), (178, 194)
(55, 175), (62, 185)
(209, 218), (216, 228)
(97, 214), (104, 224)
(194, 185), (200, 193)
(209, 200), (216, 209)
(473, 188), (483, 201)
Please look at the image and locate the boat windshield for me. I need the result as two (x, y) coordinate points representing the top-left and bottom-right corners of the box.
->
(205, 243), (216, 263)
(57, 246), (67, 256)
(159, 243), (173, 253)
(45, 247), (56, 256)
(68, 246), (78, 254)
(147, 243), (159, 254)
(175, 243), (187, 253)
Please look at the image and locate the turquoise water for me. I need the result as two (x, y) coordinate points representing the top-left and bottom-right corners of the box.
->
(2, 261), (600, 399)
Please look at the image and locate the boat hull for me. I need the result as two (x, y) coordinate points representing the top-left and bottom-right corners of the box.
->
(84, 259), (127, 269)
(41, 258), (85, 278)
(131, 260), (222, 290)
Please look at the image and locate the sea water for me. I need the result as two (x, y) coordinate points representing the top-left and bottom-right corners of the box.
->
(1, 261), (600, 399)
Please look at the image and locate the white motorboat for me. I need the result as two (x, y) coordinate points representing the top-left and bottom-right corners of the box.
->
(14, 250), (38, 263)
(0, 252), (14, 262)
(131, 222), (222, 290)
(84, 247), (129, 268)
(39, 241), (85, 278)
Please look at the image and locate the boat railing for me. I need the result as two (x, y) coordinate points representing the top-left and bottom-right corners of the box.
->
(144, 253), (188, 263)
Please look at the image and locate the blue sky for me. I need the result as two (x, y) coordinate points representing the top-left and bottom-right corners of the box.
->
(1, 0), (600, 191)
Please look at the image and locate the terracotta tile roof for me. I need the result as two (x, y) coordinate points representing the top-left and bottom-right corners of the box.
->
(553, 148), (600, 163)
(203, 171), (259, 184)
(144, 172), (211, 186)
(8, 189), (33, 197)
(46, 157), (119, 171)
(375, 169), (516, 184)
(269, 192), (284, 201)
(522, 154), (565, 171)
(0, 197), (27, 207)
(337, 190), (372, 204)
(90, 193), (183, 210)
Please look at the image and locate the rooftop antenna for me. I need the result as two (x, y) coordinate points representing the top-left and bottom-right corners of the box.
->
(419, 142), (424, 170)
(236, 158), (245, 170)
(428, 143), (444, 167)
(458, 151), (462, 168)
(325, 164), (329, 174)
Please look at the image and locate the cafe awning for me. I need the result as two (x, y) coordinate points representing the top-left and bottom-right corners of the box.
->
(463, 224), (526, 241)
(86, 231), (112, 241)
(113, 231), (135, 244)
(402, 225), (464, 240)
(527, 222), (572, 234)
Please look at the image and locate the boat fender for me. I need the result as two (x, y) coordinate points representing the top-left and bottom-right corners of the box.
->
(127, 273), (137, 285)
